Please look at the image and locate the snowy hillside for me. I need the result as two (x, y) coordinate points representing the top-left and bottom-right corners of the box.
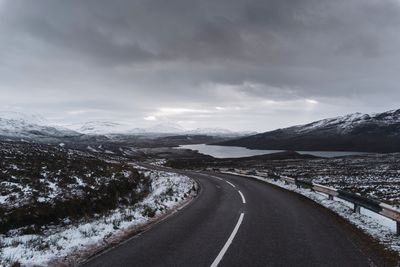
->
(292, 109), (400, 135)
(0, 141), (197, 266)
(0, 112), (249, 141)
(144, 123), (185, 134)
(187, 128), (256, 136)
(0, 111), (48, 125)
(218, 109), (400, 152)
(66, 121), (186, 135)
(66, 121), (185, 135)
(65, 121), (250, 136)
(65, 121), (135, 135)
(0, 111), (80, 140)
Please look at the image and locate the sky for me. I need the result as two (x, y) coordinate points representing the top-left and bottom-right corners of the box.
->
(1, 0), (400, 132)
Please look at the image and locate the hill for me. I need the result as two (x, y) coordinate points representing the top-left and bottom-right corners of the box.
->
(217, 109), (400, 153)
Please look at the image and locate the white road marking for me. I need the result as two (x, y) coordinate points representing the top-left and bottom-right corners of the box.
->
(238, 190), (246, 204)
(210, 213), (245, 267)
(225, 180), (236, 188)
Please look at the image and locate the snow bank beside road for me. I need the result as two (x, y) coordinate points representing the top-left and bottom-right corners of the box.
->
(0, 169), (197, 266)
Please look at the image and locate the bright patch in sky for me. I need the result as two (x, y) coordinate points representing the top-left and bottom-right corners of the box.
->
(144, 116), (157, 121)
(306, 99), (318, 105)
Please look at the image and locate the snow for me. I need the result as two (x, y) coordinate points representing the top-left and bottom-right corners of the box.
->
(187, 127), (234, 135)
(0, 169), (196, 266)
(0, 111), (248, 137)
(291, 109), (400, 135)
(74, 176), (86, 187)
(65, 121), (185, 135)
(0, 111), (48, 126)
(65, 121), (135, 135)
(86, 146), (99, 153)
(145, 123), (185, 134)
(186, 128), (256, 136)
(251, 153), (400, 207)
(64, 120), (248, 136)
(0, 111), (80, 139)
(222, 171), (400, 253)
(0, 195), (8, 204)
(151, 159), (167, 167)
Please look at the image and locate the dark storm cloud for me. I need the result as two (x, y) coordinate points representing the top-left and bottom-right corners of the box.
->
(1, 0), (400, 130)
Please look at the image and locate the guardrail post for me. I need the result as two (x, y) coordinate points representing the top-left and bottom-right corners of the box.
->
(295, 178), (300, 188)
(353, 204), (360, 213)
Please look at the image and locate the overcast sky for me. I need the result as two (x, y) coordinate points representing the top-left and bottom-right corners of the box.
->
(1, 0), (400, 131)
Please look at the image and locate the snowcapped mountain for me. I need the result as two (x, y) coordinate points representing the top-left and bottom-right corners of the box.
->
(66, 121), (250, 136)
(218, 109), (400, 153)
(187, 128), (234, 135)
(186, 128), (256, 136)
(0, 111), (249, 143)
(66, 121), (185, 135)
(291, 110), (400, 135)
(0, 111), (80, 140)
(0, 111), (48, 125)
(65, 121), (134, 135)
(144, 123), (185, 134)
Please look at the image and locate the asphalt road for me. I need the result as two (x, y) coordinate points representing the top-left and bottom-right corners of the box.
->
(82, 167), (392, 267)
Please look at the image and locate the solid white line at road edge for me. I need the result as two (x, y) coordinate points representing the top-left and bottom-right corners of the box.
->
(238, 190), (246, 204)
(210, 213), (245, 267)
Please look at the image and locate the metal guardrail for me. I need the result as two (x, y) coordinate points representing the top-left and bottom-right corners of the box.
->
(221, 169), (400, 235)
(292, 177), (400, 235)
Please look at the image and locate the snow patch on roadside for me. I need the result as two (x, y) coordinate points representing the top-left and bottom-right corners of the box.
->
(0, 169), (196, 266)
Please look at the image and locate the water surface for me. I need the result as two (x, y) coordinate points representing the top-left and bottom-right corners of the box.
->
(178, 144), (368, 158)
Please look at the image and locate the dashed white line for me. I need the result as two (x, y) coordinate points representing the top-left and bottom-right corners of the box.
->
(238, 190), (246, 204)
(210, 212), (245, 267)
(225, 180), (236, 188)
(210, 176), (246, 204)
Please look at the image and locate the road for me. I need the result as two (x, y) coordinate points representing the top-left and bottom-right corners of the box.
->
(82, 167), (392, 267)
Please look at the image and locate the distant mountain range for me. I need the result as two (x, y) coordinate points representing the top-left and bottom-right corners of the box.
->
(65, 121), (253, 137)
(7, 109), (400, 153)
(217, 109), (400, 153)
(65, 121), (186, 135)
(0, 111), (81, 141)
(0, 112), (252, 143)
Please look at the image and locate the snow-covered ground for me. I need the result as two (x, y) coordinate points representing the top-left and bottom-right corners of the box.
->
(150, 159), (168, 167)
(236, 153), (400, 208)
(221, 171), (400, 254)
(0, 169), (196, 266)
(0, 142), (146, 213)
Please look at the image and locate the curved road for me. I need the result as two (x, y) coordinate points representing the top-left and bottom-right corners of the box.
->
(82, 167), (392, 267)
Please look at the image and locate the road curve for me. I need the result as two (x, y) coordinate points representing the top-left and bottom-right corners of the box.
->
(81, 167), (393, 267)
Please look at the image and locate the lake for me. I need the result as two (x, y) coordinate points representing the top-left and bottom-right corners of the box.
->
(178, 144), (368, 158)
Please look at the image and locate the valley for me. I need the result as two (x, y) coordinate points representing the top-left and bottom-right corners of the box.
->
(0, 110), (400, 265)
